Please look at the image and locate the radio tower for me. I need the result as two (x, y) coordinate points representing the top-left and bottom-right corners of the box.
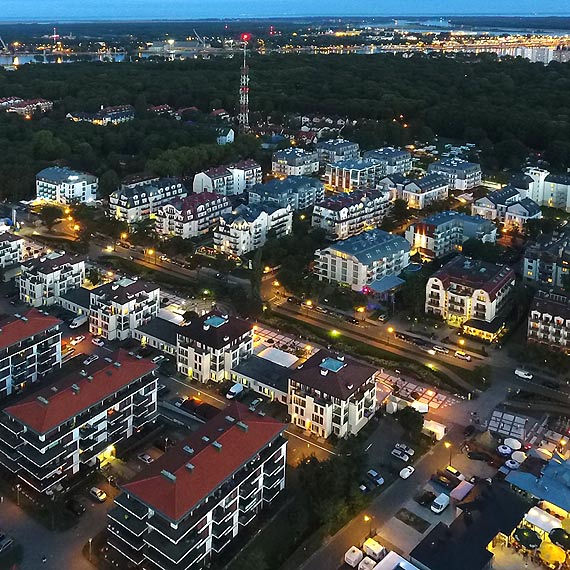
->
(238, 33), (251, 134)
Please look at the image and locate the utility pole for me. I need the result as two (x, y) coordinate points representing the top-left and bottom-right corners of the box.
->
(238, 33), (251, 134)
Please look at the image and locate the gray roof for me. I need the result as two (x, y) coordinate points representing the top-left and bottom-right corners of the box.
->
(272, 148), (317, 160)
(60, 287), (90, 311)
(135, 317), (181, 347)
(364, 147), (410, 161)
(509, 197), (541, 216)
(316, 138), (359, 151)
(510, 173), (534, 189)
(221, 202), (285, 224)
(407, 173), (448, 192)
(329, 158), (382, 170)
(421, 211), (491, 228)
(36, 166), (97, 184)
(91, 278), (159, 305)
(327, 229), (410, 264)
(111, 178), (186, 206)
(429, 158), (481, 172)
(250, 176), (323, 199)
(0, 232), (23, 243)
(22, 252), (85, 274)
(546, 173), (570, 186)
(232, 355), (290, 394)
(487, 186), (520, 206)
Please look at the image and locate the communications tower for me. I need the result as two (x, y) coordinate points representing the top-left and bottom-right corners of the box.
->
(238, 33), (251, 134)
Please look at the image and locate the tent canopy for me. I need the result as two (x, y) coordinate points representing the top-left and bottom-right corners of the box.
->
(513, 527), (541, 549)
(505, 437), (522, 450)
(525, 506), (563, 534)
(550, 527), (570, 550)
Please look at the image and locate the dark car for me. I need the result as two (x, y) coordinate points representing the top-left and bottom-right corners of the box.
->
(463, 425), (476, 438)
(414, 490), (437, 506)
(345, 317), (359, 325)
(431, 472), (460, 490)
(468, 451), (492, 462)
(65, 497), (86, 516)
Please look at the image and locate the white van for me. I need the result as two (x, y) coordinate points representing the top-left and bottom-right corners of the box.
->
(226, 383), (244, 400)
(431, 492), (450, 514)
(69, 315), (88, 329)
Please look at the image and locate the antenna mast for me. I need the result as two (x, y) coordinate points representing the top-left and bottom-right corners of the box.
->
(238, 33), (250, 134)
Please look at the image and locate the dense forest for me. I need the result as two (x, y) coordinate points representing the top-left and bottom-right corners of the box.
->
(0, 52), (569, 200)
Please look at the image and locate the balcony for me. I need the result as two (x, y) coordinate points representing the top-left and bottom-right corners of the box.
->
(144, 527), (208, 566)
(212, 513), (235, 538)
(108, 505), (148, 537)
(263, 467), (285, 490)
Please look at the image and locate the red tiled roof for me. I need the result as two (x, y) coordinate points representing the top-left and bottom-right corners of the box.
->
(5, 349), (156, 434)
(0, 309), (61, 351)
(123, 402), (286, 521)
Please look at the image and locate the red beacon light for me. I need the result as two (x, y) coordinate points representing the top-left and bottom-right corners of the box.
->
(241, 33), (251, 42)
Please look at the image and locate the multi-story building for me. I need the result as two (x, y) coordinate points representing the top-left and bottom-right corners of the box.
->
(510, 167), (570, 212)
(427, 158), (482, 190)
(214, 203), (292, 256)
(528, 290), (570, 353)
(177, 312), (253, 383)
(396, 174), (449, 209)
(89, 278), (160, 341)
(19, 252), (86, 307)
(316, 139), (360, 166)
(405, 211), (497, 259)
(0, 350), (158, 494)
(0, 232), (24, 271)
(314, 229), (411, 292)
(471, 186), (525, 221)
(193, 160), (262, 196)
(504, 197), (543, 228)
(36, 167), (98, 204)
(289, 350), (377, 438)
(325, 158), (386, 192)
(66, 105), (135, 126)
(425, 255), (516, 340)
(0, 97), (23, 109)
(155, 192), (231, 239)
(363, 147), (412, 175)
(0, 309), (62, 401)
(109, 178), (188, 224)
(311, 189), (391, 240)
(523, 231), (570, 288)
(107, 403), (286, 570)
(249, 177), (324, 211)
(271, 148), (319, 176)
(6, 99), (53, 116)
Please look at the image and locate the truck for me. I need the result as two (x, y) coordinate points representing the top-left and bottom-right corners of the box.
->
(69, 315), (88, 329)
(422, 419), (447, 441)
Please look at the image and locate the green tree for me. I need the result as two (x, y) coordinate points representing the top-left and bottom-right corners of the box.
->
(88, 268), (101, 286)
(38, 204), (63, 231)
(395, 406), (424, 435)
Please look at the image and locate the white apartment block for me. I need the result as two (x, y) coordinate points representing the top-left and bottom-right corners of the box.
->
(316, 139), (360, 165)
(0, 232), (24, 270)
(193, 160), (262, 196)
(36, 167), (98, 204)
(363, 147), (413, 175)
(311, 189), (391, 240)
(427, 158), (482, 190)
(405, 211), (497, 259)
(155, 192), (231, 239)
(315, 229), (411, 292)
(511, 167), (570, 212)
(504, 197), (543, 229)
(89, 278), (160, 341)
(177, 313), (254, 383)
(109, 177), (187, 224)
(471, 186), (522, 221)
(19, 252), (86, 307)
(289, 350), (378, 438)
(214, 203), (293, 256)
(248, 176), (324, 211)
(528, 290), (570, 353)
(271, 148), (319, 176)
(395, 174), (449, 209)
(325, 158), (386, 192)
(0, 350), (158, 494)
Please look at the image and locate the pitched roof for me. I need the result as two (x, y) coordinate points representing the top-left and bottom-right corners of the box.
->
(486, 186), (520, 205)
(0, 309), (61, 351)
(406, 173), (448, 192)
(0, 232), (23, 244)
(177, 311), (252, 349)
(91, 277), (159, 305)
(22, 251), (85, 274)
(232, 355), (290, 393)
(164, 192), (229, 221)
(122, 402), (286, 521)
(135, 317), (181, 347)
(36, 166), (96, 184)
(4, 349), (157, 434)
(250, 176), (323, 199)
(507, 197), (541, 216)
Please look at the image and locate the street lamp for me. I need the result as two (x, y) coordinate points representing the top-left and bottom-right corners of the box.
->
(88, 537), (93, 561)
(387, 326), (394, 345)
(120, 232), (128, 241)
(364, 514), (373, 537)
(356, 306), (366, 321)
(458, 339), (465, 346)
(444, 441), (452, 467)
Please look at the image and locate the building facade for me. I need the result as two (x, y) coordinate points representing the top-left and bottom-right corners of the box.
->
(316, 139), (360, 165)
(248, 177), (325, 211)
(36, 167), (98, 204)
(528, 290), (570, 353)
(66, 105), (135, 126)
(523, 231), (570, 288)
(363, 147), (413, 175)
(427, 158), (482, 190)
(271, 148), (319, 176)
(398, 174), (449, 209)
(6, 99), (53, 116)
(0, 232), (24, 270)
(193, 160), (262, 196)
(325, 158), (386, 192)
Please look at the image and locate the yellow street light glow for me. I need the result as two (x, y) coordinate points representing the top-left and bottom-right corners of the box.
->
(73, 224), (80, 231)
(444, 442), (451, 449)
(356, 306), (365, 313)
(305, 300), (313, 307)
(147, 249), (155, 255)
(120, 232), (128, 240)
(331, 329), (340, 337)
(364, 515), (371, 523)
(272, 280), (280, 287)
(387, 327), (394, 334)
(459, 339), (465, 346)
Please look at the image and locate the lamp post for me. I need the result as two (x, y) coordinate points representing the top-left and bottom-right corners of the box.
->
(445, 441), (452, 467)
(387, 326), (394, 346)
(364, 514), (373, 538)
(88, 537), (93, 562)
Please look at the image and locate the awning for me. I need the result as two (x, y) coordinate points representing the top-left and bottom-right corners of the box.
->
(505, 437), (522, 450)
(450, 480), (474, 501)
(525, 506), (563, 534)
(550, 528), (570, 550)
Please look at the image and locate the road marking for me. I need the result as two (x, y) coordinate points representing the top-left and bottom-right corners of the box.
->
(365, 442), (374, 452)
(167, 376), (226, 404)
(284, 429), (337, 456)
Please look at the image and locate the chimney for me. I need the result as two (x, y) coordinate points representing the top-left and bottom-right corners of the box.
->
(160, 470), (177, 483)
(71, 383), (80, 395)
(236, 421), (248, 432)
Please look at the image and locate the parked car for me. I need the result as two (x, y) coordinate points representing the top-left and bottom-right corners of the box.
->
(91, 337), (105, 347)
(463, 425), (476, 438)
(151, 355), (166, 364)
(366, 469), (385, 486)
(454, 350), (472, 362)
(65, 497), (86, 516)
(345, 317), (359, 325)
(415, 490), (437, 506)
(65, 347), (76, 356)
(89, 487), (107, 502)
(70, 335), (85, 346)
(432, 345), (449, 354)
(391, 448), (410, 462)
(445, 465), (465, 481)
(359, 480), (372, 493)
(514, 368), (533, 380)
(431, 472), (459, 490)
(399, 466), (415, 479)
(226, 383), (244, 400)
(137, 453), (153, 464)
(83, 354), (99, 366)
(394, 443), (415, 456)
(468, 451), (492, 462)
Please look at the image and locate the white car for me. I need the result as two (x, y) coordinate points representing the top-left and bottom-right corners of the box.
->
(89, 487), (107, 502)
(514, 368), (533, 380)
(391, 448), (410, 462)
(454, 350), (472, 362)
(399, 466), (415, 479)
(137, 453), (153, 464)
(395, 443), (415, 456)
(83, 354), (99, 366)
(70, 335), (85, 346)
(432, 345), (449, 354)
(91, 337), (105, 347)
(151, 355), (166, 364)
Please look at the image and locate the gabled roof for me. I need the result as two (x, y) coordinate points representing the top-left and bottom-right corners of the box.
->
(546, 173), (570, 186)
(0, 309), (61, 351)
(22, 252), (85, 274)
(0, 232), (23, 244)
(507, 197), (541, 216)
(486, 186), (520, 205)
(91, 277), (159, 305)
(250, 176), (323, 200)
(405, 173), (448, 192)
(36, 166), (97, 184)
(177, 311), (252, 350)
(164, 192), (229, 221)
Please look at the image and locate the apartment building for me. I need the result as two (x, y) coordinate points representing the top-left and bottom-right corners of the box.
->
(511, 167), (570, 212)
(316, 139), (360, 165)
(36, 167), (98, 204)
(0, 350), (158, 494)
(0, 232), (24, 271)
(289, 350), (377, 438)
(528, 290), (570, 353)
(0, 309), (62, 401)
(471, 186), (524, 221)
(19, 252), (86, 307)
(155, 192), (231, 239)
(177, 312), (253, 383)
(107, 403), (286, 569)
(315, 229), (411, 292)
(66, 105), (135, 126)
(249, 176), (325, 211)
(109, 178), (188, 224)
(523, 231), (570, 288)
(504, 197), (543, 228)
(6, 99), (53, 116)
(311, 189), (391, 240)
(397, 174), (449, 209)
(214, 203), (292, 256)
(363, 147), (413, 175)
(193, 160), (262, 196)
(427, 158), (482, 190)
(271, 148), (319, 176)
(89, 278), (160, 341)
(325, 158), (386, 192)
(425, 255), (515, 340)
(405, 211), (497, 259)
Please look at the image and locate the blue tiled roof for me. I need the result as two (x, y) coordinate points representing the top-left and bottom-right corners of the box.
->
(369, 274), (405, 293)
(330, 158), (381, 170)
(328, 229), (410, 264)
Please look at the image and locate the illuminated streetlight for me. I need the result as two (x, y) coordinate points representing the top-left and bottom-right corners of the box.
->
(364, 514), (373, 537)
(459, 339), (465, 346)
(147, 249), (155, 256)
(73, 224), (80, 232)
(444, 441), (453, 466)
(387, 327), (394, 334)
(120, 232), (128, 240)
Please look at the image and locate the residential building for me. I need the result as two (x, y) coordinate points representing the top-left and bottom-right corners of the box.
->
(397, 174), (449, 209)
(107, 403), (286, 569)
(527, 290), (570, 353)
(193, 160), (262, 196)
(325, 158), (386, 192)
(271, 148), (319, 176)
(503, 197), (543, 228)
(155, 192), (231, 239)
(177, 312), (253, 383)
(542, 173), (570, 212)
(19, 252), (86, 307)
(231, 355), (290, 405)
(216, 127), (235, 145)
(214, 203), (292, 256)
(316, 139), (360, 165)
(523, 231), (570, 288)
(289, 350), (377, 438)
(314, 229), (411, 293)
(0, 232), (24, 273)
(311, 189), (391, 240)
(36, 167), (98, 204)
(0, 350), (158, 494)
(405, 211), (497, 259)
(66, 105), (135, 126)
(471, 186), (525, 221)
(511, 167), (570, 212)
(0, 97), (23, 109)
(249, 176), (324, 211)
(425, 255), (515, 340)
(6, 99), (53, 116)
(109, 177), (187, 224)
(0, 309), (62, 401)
(363, 147), (413, 175)
(89, 278), (160, 341)
(133, 317), (181, 357)
(427, 158), (482, 190)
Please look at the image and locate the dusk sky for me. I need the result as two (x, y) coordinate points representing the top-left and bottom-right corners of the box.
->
(1, 0), (568, 21)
